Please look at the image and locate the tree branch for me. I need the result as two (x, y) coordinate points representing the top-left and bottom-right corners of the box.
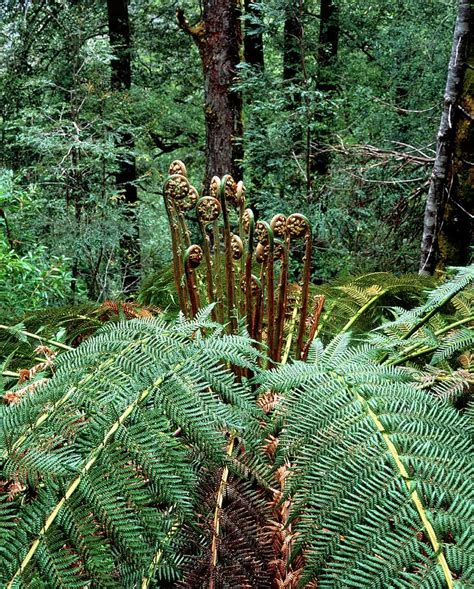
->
(148, 131), (199, 155)
(176, 8), (206, 45)
(312, 140), (435, 166)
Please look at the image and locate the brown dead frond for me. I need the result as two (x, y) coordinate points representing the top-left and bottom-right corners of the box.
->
(3, 378), (48, 404)
(257, 390), (282, 414)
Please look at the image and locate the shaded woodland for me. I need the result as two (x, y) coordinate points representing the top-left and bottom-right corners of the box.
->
(0, 2), (473, 588)
(1, 0), (472, 308)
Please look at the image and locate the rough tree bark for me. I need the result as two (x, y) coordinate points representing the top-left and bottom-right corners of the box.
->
(313, 0), (339, 176)
(283, 1), (304, 83)
(177, 1), (243, 190)
(436, 3), (473, 271)
(244, 0), (264, 69)
(419, 0), (472, 275)
(106, 0), (139, 293)
(317, 0), (339, 89)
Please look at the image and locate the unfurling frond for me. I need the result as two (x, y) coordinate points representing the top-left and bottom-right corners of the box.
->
(2, 159), (473, 589)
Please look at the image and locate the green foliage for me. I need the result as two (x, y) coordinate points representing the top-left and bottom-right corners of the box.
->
(260, 338), (473, 587)
(0, 238), (73, 317)
(237, 0), (456, 277)
(0, 0), (459, 303)
(311, 272), (436, 339)
(1, 268), (472, 587)
(138, 267), (181, 315)
(0, 171), (75, 315)
(0, 309), (262, 587)
(0, 0), (207, 302)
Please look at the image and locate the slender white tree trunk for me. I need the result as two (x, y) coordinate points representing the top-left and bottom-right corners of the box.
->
(419, 0), (471, 275)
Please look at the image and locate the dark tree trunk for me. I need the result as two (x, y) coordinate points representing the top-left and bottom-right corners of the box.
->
(419, 0), (471, 275)
(318, 0), (339, 84)
(106, 0), (139, 294)
(177, 1), (243, 191)
(242, 2), (264, 200)
(244, 0), (264, 68)
(313, 0), (339, 176)
(283, 1), (313, 196)
(283, 2), (303, 82)
(107, 0), (132, 90)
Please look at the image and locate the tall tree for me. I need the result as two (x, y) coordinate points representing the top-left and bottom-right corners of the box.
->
(419, 0), (472, 275)
(106, 0), (139, 293)
(244, 1), (264, 69)
(283, 1), (304, 83)
(436, 2), (473, 271)
(317, 0), (339, 87)
(67, 3), (85, 300)
(177, 1), (243, 190)
(313, 0), (339, 176)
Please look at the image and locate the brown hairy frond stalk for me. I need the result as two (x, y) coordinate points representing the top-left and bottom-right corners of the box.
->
(163, 162), (316, 361)
(302, 294), (325, 360)
(99, 300), (156, 319)
(178, 471), (274, 589)
(3, 345), (56, 404)
(161, 165), (319, 588)
(3, 377), (48, 404)
(263, 453), (304, 588)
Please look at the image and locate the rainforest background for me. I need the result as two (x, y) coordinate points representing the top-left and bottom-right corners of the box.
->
(1, 0), (471, 316)
(1, 2), (474, 588)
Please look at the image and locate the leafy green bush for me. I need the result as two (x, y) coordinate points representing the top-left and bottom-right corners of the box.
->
(0, 170), (77, 316)
(0, 237), (73, 316)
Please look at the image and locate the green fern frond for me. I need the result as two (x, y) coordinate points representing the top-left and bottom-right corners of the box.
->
(429, 369), (472, 402)
(362, 267), (474, 367)
(313, 273), (435, 338)
(261, 338), (473, 588)
(431, 328), (474, 366)
(138, 266), (180, 314)
(383, 266), (474, 336)
(0, 313), (261, 587)
(336, 285), (379, 306)
(0, 301), (159, 369)
(2, 264), (473, 587)
(452, 290), (474, 316)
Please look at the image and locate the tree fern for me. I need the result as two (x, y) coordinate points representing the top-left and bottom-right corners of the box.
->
(260, 339), (473, 587)
(0, 311), (264, 587)
(1, 157), (473, 588)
